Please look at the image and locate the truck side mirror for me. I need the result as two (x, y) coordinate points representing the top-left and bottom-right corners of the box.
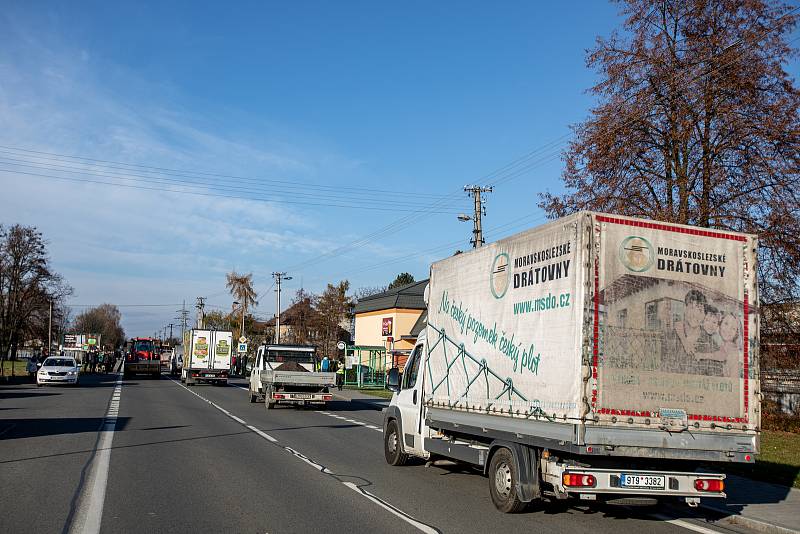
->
(387, 367), (400, 392)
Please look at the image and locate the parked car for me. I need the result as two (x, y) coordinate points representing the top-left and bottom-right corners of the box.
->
(37, 357), (80, 386)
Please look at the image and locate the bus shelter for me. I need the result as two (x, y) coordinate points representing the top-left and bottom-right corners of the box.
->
(343, 345), (387, 388)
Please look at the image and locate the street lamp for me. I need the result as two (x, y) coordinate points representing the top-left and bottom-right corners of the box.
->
(457, 214), (472, 222)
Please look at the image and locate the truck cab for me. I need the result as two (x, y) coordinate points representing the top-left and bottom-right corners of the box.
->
(124, 338), (161, 378)
(385, 336), (429, 460)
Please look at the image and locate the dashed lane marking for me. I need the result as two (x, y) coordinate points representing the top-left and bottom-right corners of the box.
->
(319, 411), (383, 432)
(167, 378), (438, 534)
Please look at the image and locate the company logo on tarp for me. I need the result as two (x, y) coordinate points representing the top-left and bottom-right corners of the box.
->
(490, 253), (510, 299)
(194, 337), (209, 357)
(620, 236), (654, 272)
(216, 339), (230, 356)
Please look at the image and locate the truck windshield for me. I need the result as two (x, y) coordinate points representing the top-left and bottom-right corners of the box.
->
(265, 350), (315, 365)
(134, 341), (154, 352)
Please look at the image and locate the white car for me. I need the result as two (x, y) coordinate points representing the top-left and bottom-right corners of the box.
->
(37, 357), (80, 386)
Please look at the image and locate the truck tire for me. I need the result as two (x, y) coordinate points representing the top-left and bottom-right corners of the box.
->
(488, 448), (527, 513)
(266, 400), (276, 410)
(384, 419), (408, 466)
(248, 388), (257, 403)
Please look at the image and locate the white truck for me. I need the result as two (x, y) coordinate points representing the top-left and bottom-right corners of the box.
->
(248, 344), (335, 410)
(181, 329), (232, 386)
(384, 212), (759, 512)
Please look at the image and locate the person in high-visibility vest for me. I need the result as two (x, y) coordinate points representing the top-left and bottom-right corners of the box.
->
(335, 361), (344, 390)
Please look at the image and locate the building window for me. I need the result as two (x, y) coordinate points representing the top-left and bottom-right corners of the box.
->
(617, 309), (628, 328)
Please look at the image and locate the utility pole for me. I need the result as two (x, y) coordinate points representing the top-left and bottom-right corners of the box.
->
(168, 323), (174, 341)
(176, 300), (189, 346)
(47, 300), (53, 356)
(272, 272), (292, 344)
(463, 185), (492, 248)
(196, 297), (206, 329)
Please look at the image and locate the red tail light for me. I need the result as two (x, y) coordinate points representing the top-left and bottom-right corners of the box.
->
(273, 393), (285, 399)
(694, 479), (724, 492)
(563, 473), (596, 488)
(323, 395), (332, 401)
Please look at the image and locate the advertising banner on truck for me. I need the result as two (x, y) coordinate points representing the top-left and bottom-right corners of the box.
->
(426, 218), (584, 420)
(213, 332), (233, 370)
(191, 330), (211, 368)
(594, 216), (755, 423)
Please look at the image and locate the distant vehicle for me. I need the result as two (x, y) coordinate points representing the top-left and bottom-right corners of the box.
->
(160, 347), (174, 371)
(181, 329), (232, 386)
(124, 338), (161, 378)
(37, 357), (79, 386)
(248, 344), (335, 409)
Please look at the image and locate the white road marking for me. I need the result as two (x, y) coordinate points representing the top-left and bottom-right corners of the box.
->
(317, 410), (383, 432)
(67, 373), (123, 534)
(651, 514), (726, 534)
(342, 482), (439, 534)
(168, 377), (436, 533)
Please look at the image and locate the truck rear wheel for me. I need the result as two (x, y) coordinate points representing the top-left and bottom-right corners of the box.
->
(248, 388), (257, 403)
(266, 400), (275, 410)
(384, 420), (408, 466)
(488, 448), (527, 513)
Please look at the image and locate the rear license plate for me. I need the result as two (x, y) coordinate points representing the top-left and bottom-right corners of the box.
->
(621, 474), (665, 490)
(293, 394), (312, 399)
(204, 374), (215, 377)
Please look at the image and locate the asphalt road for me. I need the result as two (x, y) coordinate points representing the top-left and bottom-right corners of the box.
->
(0, 372), (757, 534)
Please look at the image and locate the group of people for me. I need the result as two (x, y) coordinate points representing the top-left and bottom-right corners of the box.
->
(82, 349), (118, 374)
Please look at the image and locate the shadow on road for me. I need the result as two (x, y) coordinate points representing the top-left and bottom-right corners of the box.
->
(0, 391), (62, 400)
(325, 400), (388, 412)
(0, 417), (131, 441)
(0, 429), (250, 465)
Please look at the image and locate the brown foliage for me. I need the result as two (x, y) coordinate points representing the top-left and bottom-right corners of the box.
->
(540, 0), (800, 343)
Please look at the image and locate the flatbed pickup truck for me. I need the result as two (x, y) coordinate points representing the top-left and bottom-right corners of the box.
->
(248, 344), (335, 409)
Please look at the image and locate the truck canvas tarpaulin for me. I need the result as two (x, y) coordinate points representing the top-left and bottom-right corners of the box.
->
(425, 212), (758, 430)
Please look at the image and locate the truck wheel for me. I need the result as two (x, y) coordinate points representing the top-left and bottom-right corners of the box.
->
(384, 420), (408, 466)
(248, 389), (257, 403)
(488, 448), (527, 513)
(266, 400), (276, 410)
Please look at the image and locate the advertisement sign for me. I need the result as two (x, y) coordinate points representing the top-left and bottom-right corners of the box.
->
(382, 317), (393, 337)
(595, 216), (749, 420)
(426, 220), (582, 419)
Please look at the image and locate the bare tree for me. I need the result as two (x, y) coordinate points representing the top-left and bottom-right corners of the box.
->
(0, 224), (71, 373)
(315, 281), (352, 359)
(72, 304), (126, 349)
(540, 0), (800, 344)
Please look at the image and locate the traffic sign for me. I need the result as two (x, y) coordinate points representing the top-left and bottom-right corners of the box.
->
(238, 343), (248, 353)
(336, 341), (346, 350)
(239, 336), (247, 343)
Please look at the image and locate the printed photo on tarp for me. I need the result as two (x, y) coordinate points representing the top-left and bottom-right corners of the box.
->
(597, 221), (747, 419)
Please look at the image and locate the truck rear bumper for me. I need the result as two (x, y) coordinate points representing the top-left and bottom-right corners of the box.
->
(543, 462), (726, 500)
(187, 369), (229, 382)
(272, 392), (332, 404)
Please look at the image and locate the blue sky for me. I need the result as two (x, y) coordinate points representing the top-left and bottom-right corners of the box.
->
(1, 1), (797, 336)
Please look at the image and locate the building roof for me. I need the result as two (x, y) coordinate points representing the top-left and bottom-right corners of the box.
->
(264, 298), (316, 327)
(409, 311), (427, 336)
(354, 280), (428, 314)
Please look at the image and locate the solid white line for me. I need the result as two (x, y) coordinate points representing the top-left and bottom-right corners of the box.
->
(651, 514), (724, 534)
(230, 415), (246, 425)
(67, 374), (123, 534)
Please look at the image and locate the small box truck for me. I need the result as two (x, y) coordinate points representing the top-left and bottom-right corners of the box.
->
(384, 212), (759, 512)
(181, 329), (232, 386)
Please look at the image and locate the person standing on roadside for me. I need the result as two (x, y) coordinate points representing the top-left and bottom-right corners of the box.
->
(336, 360), (344, 390)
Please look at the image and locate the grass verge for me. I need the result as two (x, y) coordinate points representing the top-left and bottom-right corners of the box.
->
(723, 430), (800, 488)
(1, 360), (28, 376)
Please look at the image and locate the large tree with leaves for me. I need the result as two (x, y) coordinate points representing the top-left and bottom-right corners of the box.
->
(540, 0), (800, 350)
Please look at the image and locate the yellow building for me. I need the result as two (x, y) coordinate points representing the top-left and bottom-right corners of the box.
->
(353, 280), (428, 369)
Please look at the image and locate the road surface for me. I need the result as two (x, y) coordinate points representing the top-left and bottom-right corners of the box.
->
(0, 372), (756, 534)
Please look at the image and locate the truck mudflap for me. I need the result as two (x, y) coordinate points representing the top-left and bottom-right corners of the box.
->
(542, 461), (726, 504)
(272, 392), (333, 404)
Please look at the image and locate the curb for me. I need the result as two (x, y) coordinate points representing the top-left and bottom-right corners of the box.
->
(699, 503), (800, 534)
